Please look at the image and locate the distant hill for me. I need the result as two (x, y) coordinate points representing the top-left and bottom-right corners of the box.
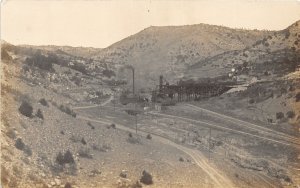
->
(19, 45), (102, 59)
(91, 23), (273, 87)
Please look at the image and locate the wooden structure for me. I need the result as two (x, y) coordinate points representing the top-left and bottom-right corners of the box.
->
(153, 76), (233, 102)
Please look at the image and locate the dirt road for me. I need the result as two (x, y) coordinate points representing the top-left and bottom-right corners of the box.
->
(77, 115), (235, 188)
(73, 95), (114, 110)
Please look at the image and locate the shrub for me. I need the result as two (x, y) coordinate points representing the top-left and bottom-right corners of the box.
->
(102, 69), (116, 78)
(56, 150), (75, 165)
(264, 42), (269, 47)
(69, 135), (81, 143)
(36, 109), (44, 119)
(15, 138), (32, 156)
(24, 51), (54, 72)
(119, 171), (127, 178)
(77, 148), (93, 159)
(6, 129), (16, 139)
(276, 112), (284, 119)
(284, 30), (290, 39)
(15, 138), (25, 150)
(39, 98), (48, 107)
(87, 122), (95, 129)
(56, 152), (65, 166)
(179, 157), (184, 162)
(1, 49), (12, 62)
(23, 146), (32, 156)
(92, 143), (111, 152)
(140, 170), (153, 185)
(64, 182), (72, 188)
(127, 135), (141, 144)
(59, 105), (76, 117)
(286, 111), (295, 119)
(146, 134), (152, 140)
(248, 98), (255, 104)
(296, 92), (300, 102)
(110, 123), (116, 129)
(19, 101), (33, 117)
(161, 100), (176, 106)
(81, 138), (87, 145)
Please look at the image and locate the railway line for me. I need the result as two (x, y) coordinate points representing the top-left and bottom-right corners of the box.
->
(148, 111), (300, 149)
(184, 104), (300, 146)
(74, 101), (300, 148)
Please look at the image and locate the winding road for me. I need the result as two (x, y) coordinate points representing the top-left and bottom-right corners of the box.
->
(76, 114), (235, 188)
(73, 95), (114, 110)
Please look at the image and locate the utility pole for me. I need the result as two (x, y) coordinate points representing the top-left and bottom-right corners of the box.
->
(135, 114), (137, 134)
(132, 68), (135, 95)
(135, 102), (138, 134)
(208, 127), (211, 161)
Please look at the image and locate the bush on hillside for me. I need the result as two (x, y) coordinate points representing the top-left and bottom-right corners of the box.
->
(59, 105), (76, 117)
(146, 134), (152, 140)
(1, 49), (12, 62)
(102, 69), (116, 78)
(110, 123), (116, 129)
(81, 137), (87, 145)
(36, 109), (44, 119)
(286, 111), (295, 119)
(56, 150), (75, 165)
(276, 112), (284, 119)
(140, 170), (153, 185)
(24, 51), (54, 72)
(87, 122), (95, 129)
(19, 101), (33, 117)
(39, 98), (48, 107)
(77, 147), (93, 159)
(296, 92), (300, 102)
(15, 138), (32, 156)
(15, 138), (25, 150)
(248, 98), (255, 104)
(92, 143), (111, 152)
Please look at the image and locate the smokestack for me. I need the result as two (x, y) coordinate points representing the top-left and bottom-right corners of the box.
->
(132, 68), (135, 95)
(159, 75), (163, 92)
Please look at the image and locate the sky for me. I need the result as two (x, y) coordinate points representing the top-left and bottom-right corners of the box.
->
(1, 0), (300, 48)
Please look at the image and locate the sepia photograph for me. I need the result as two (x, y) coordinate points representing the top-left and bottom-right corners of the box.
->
(1, 0), (300, 187)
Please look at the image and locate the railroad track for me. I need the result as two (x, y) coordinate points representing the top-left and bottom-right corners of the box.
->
(184, 104), (300, 146)
(148, 111), (300, 149)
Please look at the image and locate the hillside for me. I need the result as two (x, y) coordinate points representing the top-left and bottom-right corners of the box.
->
(91, 24), (273, 87)
(186, 20), (300, 80)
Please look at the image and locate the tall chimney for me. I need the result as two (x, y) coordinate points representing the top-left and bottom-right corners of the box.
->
(159, 75), (163, 93)
(132, 68), (135, 95)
